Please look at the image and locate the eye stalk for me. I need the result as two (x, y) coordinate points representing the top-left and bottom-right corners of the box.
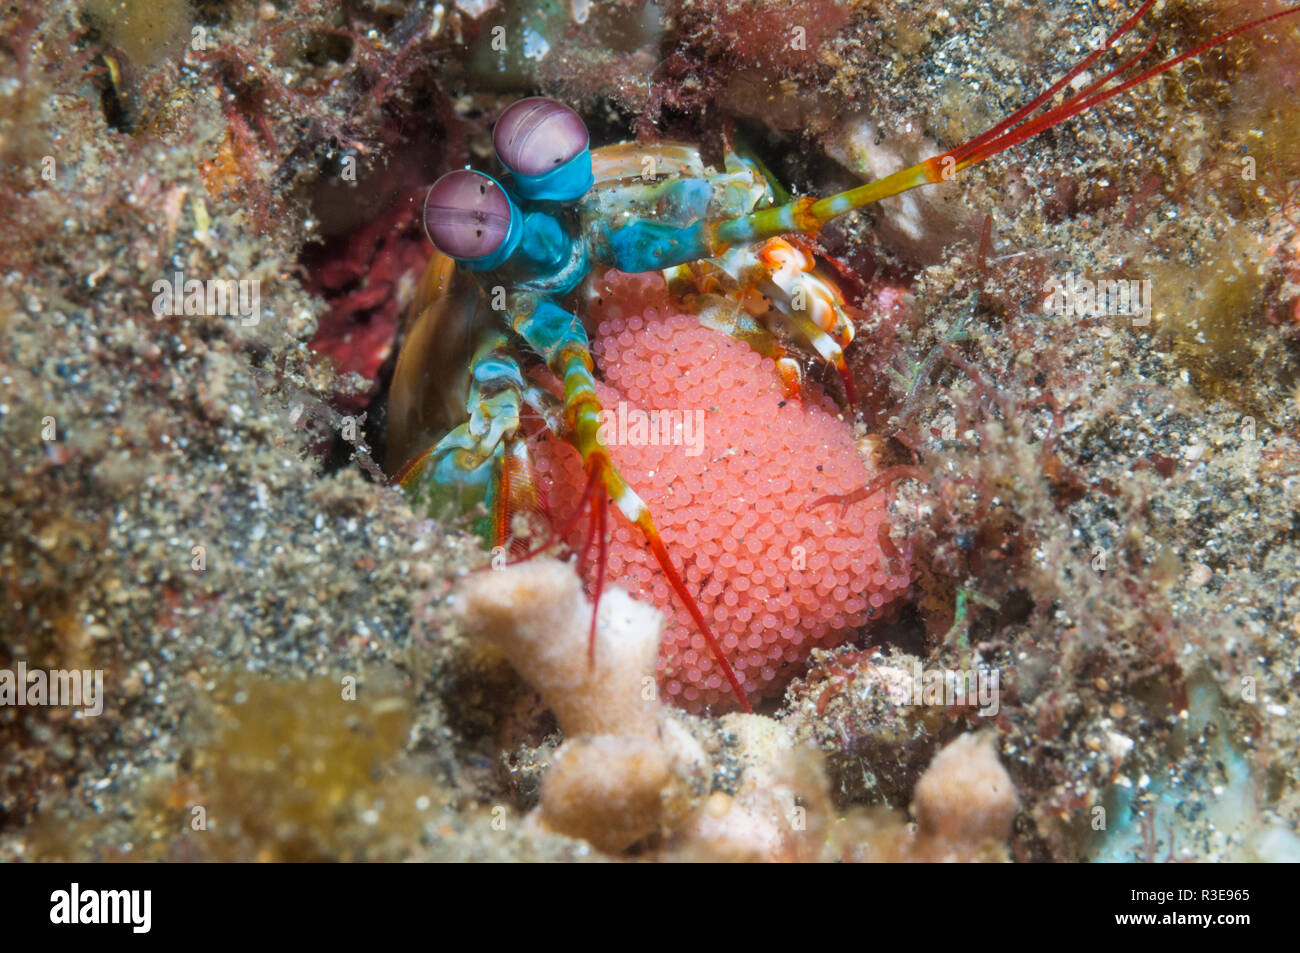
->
(493, 97), (594, 201)
(423, 169), (522, 269)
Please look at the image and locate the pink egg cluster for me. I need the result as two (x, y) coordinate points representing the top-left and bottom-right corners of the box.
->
(533, 272), (910, 712)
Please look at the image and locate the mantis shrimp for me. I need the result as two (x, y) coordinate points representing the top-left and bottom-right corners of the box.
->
(386, 1), (1300, 714)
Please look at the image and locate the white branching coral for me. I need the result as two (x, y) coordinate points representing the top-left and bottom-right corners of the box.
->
(455, 559), (1019, 861)
(456, 558), (704, 852)
(456, 556), (661, 738)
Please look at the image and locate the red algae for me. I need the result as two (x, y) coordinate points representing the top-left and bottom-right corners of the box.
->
(534, 273), (910, 712)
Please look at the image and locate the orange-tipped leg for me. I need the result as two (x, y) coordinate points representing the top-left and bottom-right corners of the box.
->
(835, 356), (858, 412)
(555, 454), (755, 713)
(638, 522), (752, 714)
(533, 452), (753, 712)
(575, 480), (609, 669)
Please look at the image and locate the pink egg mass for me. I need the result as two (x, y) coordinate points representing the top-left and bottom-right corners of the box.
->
(533, 272), (911, 712)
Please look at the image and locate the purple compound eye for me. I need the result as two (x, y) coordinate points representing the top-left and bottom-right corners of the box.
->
(493, 97), (589, 179)
(423, 170), (513, 260)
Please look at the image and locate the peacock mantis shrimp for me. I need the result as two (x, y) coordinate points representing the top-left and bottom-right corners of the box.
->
(385, 1), (1300, 714)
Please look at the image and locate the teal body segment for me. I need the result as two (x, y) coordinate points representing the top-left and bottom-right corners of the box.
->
(604, 218), (712, 273)
(511, 147), (595, 202)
